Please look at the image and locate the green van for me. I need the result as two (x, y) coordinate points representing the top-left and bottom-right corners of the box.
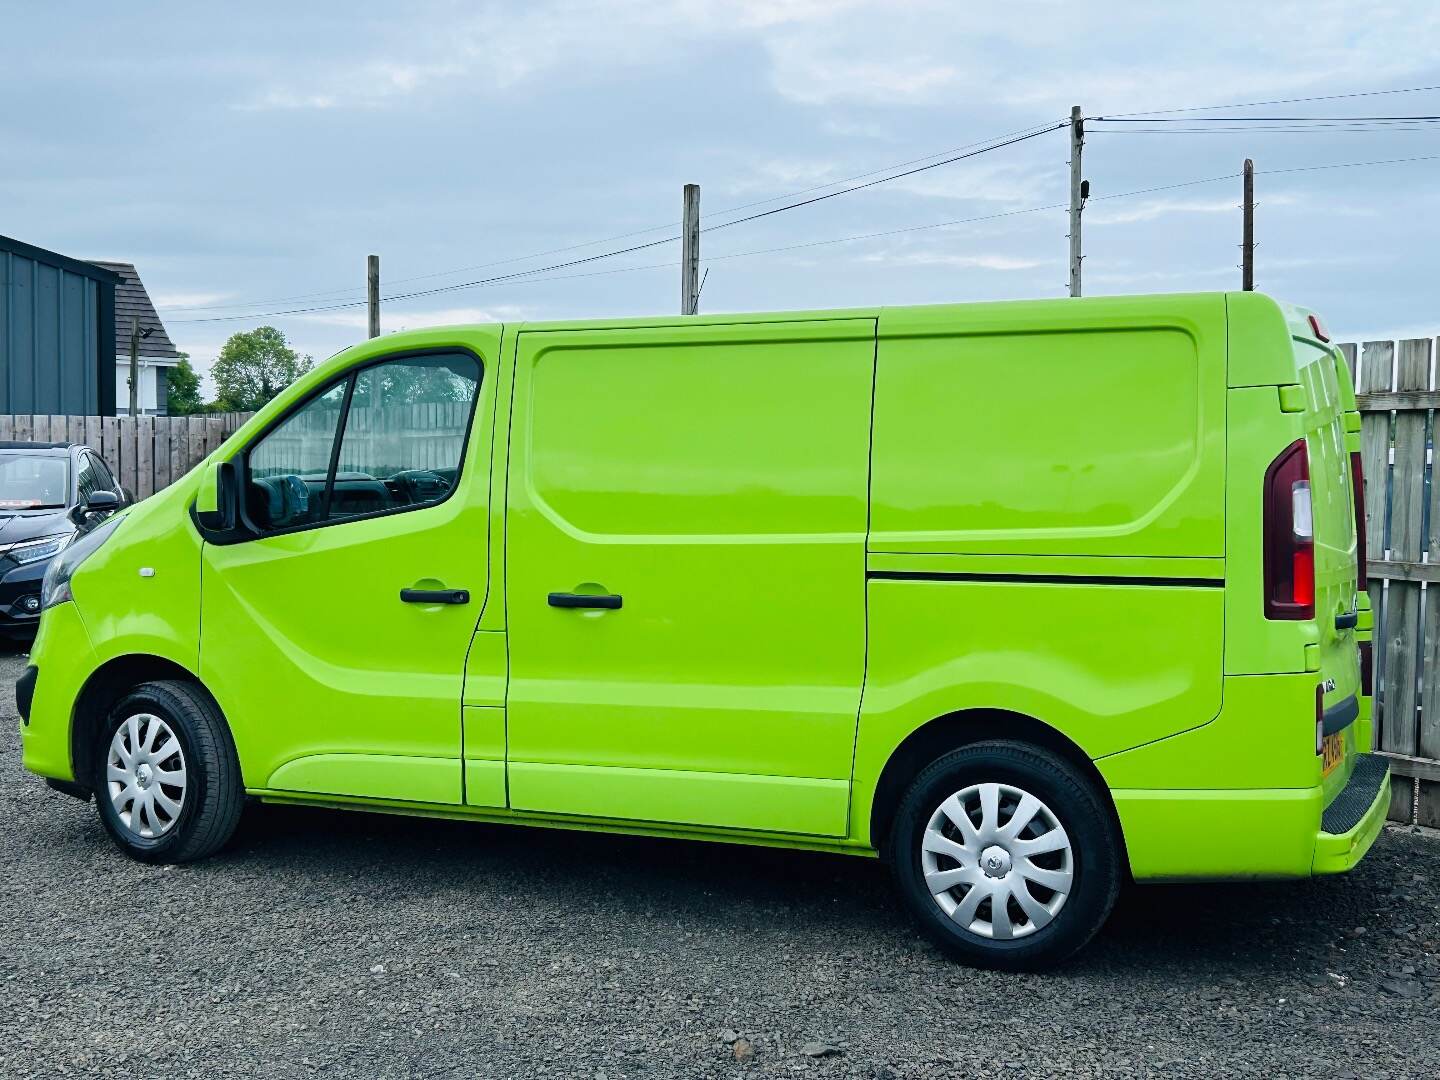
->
(18, 292), (1389, 969)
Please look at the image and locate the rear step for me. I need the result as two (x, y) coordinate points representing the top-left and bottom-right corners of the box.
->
(1322, 754), (1389, 835)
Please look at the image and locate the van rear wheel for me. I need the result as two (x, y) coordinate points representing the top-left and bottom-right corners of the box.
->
(92, 681), (243, 864)
(888, 740), (1121, 971)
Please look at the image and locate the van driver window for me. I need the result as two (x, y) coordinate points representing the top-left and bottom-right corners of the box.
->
(326, 354), (479, 524)
(246, 382), (347, 530)
(244, 352), (479, 533)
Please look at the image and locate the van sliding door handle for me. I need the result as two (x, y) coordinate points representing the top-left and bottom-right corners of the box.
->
(400, 588), (470, 605)
(548, 592), (623, 610)
(1335, 611), (1358, 630)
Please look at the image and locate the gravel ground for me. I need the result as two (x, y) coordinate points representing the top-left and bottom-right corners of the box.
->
(2, 646), (1439, 1079)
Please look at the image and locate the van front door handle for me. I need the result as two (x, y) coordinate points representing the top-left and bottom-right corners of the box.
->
(400, 588), (470, 605)
(548, 592), (622, 610)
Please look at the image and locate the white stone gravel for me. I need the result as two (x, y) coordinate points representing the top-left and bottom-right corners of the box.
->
(2, 646), (1438, 1078)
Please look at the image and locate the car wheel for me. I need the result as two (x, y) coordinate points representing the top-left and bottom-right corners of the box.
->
(92, 680), (243, 864)
(889, 740), (1122, 971)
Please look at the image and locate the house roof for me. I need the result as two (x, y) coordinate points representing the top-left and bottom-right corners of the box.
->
(88, 261), (181, 361)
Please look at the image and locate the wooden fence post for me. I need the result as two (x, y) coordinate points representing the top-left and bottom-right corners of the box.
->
(1386, 339), (1429, 762)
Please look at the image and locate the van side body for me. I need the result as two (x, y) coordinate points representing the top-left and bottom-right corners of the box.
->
(19, 293), (1388, 899)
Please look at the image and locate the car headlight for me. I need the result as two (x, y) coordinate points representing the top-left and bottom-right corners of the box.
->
(41, 516), (124, 610)
(4, 533), (72, 566)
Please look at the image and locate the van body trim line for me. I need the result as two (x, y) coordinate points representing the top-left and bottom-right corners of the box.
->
(866, 569), (1225, 588)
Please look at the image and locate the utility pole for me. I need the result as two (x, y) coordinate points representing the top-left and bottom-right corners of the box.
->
(1241, 158), (1255, 291)
(681, 183), (700, 315)
(1068, 106), (1085, 297)
(128, 317), (140, 417)
(367, 254), (380, 338)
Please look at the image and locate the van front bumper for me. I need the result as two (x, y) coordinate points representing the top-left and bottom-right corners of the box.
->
(19, 601), (98, 785)
(1113, 753), (1391, 881)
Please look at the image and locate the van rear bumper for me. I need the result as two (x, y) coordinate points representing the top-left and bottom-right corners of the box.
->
(1313, 753), (1390, 875)
(1113, 754), (1390, 881)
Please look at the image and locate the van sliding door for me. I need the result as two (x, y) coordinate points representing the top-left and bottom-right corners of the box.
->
(504, 319), (876, 837)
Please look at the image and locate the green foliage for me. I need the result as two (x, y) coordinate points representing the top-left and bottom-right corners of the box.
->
(210, 326), (313, 412)
(164, 354), (205, 416)
(350, 356), (477, 408)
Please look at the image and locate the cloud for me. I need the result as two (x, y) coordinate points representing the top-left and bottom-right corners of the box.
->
(213, 0), (1440, 119)
(1085, 198), (1240, 226)
(151, 290), (235, 310)
(237, 60), (464, 111)
(859, 250), (1044, 271)
(290, 304), (528, 330)
(722, 157), (848, 196)
(1087, 191), (1301, 225)
(1086, 265), (1237, 287)
(890, 161), (1061, 205)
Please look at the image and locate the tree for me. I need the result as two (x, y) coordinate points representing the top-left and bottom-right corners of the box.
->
(210, 326), (312, 412)
(165, 354), (205, 416)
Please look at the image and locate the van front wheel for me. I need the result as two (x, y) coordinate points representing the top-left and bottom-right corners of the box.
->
(92, 681), (243, 864)
(888, 740), (1121, 971)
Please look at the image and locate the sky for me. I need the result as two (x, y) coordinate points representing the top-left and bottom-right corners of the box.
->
(4, 1), (1439, 392)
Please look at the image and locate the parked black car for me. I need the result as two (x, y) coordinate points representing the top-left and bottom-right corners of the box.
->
(0, 442), (128, 639)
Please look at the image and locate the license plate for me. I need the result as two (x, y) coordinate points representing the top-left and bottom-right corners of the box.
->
(1322, 731), (1346, 777)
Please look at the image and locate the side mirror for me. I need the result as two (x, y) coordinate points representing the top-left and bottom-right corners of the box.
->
(85, 490), (120, 514)
(195, 460), (239, 531)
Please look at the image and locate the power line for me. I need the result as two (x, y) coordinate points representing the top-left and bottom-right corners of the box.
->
(1258, 152), (1440, 175)
(1093, 124), (1440, 135)
(1100, 82), (1440, 119)
(161, 82), (1440, 318)
(1092, 114), (1440, 123)
(161, 120), (1065, 315)
(170, 124), (1064, 324)
(170, 152), (1440, 322)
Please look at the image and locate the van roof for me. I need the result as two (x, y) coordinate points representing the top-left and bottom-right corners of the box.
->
(377, 291), (1324, 340)
(326, 292), (1330, 381)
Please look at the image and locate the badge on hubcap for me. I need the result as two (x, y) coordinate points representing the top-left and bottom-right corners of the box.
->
(980, 844), (1012, 878)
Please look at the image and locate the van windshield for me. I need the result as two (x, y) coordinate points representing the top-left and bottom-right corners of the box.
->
(0, 455), (69, 509)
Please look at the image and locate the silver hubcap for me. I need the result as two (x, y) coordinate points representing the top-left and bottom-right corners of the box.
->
(106, 714), (187, 840)
(921, 782), (1074, 941)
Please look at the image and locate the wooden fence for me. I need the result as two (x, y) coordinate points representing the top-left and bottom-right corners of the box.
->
(1342, 336), (1440, 826)
(0, 413), (253, 501)
(254, 400), (470, 479)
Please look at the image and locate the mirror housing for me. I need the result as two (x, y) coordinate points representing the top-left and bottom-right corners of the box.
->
(84, 490), (120, 514)
(195, 460), (239, 531)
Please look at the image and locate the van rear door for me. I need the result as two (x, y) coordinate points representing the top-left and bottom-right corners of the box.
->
(1295, 329), (1363, 769)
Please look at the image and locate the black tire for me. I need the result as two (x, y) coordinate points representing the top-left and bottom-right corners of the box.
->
(91, 680), (243, 864)
(888, 740), (1121, 971)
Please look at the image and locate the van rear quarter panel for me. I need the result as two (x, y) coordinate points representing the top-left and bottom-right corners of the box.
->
(854, 297), (1230, 841)
(868, 296), (1227, 557)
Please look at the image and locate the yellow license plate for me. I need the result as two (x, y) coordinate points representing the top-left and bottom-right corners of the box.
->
(1322, 731), (1346, 777)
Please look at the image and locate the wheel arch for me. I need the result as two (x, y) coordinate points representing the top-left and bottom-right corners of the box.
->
(867, 708), (1127, 862)
(69, 653), (224, 793)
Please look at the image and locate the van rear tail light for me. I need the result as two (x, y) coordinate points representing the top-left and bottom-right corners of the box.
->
(1358, 639), (1374, 697)
(1350, 450), (1367, 590)
(1264, 440), (1315, 620)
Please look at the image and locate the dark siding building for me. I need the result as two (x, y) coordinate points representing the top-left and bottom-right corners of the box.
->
(0, 234), (120, 415)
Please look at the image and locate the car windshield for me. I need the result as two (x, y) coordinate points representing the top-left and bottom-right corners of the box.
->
(0, 455), (68, 509)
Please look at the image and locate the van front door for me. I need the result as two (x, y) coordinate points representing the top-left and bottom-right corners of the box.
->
(504, 319), (875, 837)
(200, 338), (497, 805)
